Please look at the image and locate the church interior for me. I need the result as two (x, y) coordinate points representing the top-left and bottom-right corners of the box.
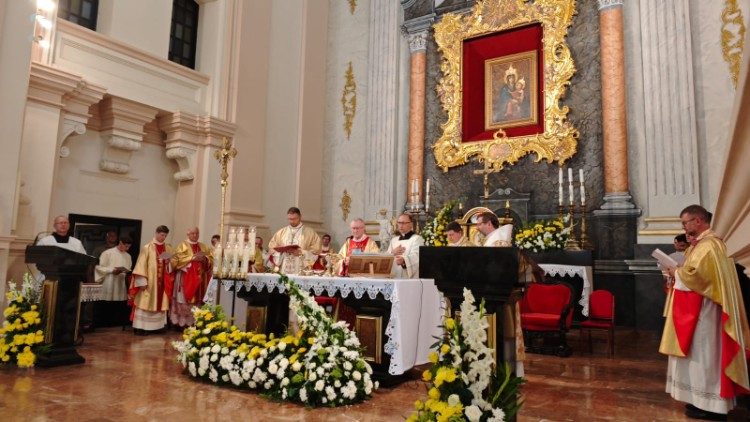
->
(3, 0), (750, 420)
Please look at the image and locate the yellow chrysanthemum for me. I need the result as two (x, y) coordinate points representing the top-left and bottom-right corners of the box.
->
(422, 369), (432, 381)
(428, 351), (439, 363)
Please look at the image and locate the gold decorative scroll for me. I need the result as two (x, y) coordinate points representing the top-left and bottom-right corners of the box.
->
(348, 0), (357, 14)
(432, 0), (579, 171)
(341, 62), (357, 139)
(721, 0), (745, 88)
(340, 189), (352, 221)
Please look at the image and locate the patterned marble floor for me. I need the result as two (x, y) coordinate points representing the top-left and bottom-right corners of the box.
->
(0, 328), (747, 421)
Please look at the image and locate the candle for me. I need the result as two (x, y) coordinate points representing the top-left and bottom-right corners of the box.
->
(425, 179), (430, 211)
(247, 226), (256, 257)
(568, 168), (574, 205)
(237, 227), (245, 255)
(558, 168), (563, 206)
(579, 169), (586, 207)
(212, 244), (222, 274)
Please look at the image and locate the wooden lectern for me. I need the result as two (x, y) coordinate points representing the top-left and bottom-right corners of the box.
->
(25, 245), (98, 367)
(419, 246), (525, 367)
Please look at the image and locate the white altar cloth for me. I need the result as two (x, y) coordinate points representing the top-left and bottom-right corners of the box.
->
(537, 263), (593, 316)
(80, 283), (103, 302)
(204, 274), (444, 376)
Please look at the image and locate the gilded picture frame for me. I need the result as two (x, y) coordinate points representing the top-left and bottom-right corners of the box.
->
(433, 0), (579, 171)
(484, 51), (539, 130)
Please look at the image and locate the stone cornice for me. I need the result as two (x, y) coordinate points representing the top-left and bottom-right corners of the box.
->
(98, 95), (159, 174)
(27, 62), (82, 108)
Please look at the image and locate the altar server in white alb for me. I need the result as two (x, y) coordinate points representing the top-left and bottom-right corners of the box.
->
(387, 213), (424, 279)
(94, 236), (133, 301)
(37, 215), (87, 254)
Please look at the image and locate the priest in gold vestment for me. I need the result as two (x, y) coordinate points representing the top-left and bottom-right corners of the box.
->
(169, 227), (213, 327)
(129, 225), (174, 334)
(445, 221), (473, 247)
(336, 218), (380, 276)
(661, 205), (750, 419)
(268, 207), (321, 274)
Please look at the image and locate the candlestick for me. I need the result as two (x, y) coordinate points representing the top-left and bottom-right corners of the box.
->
(568, 168), (574, 205)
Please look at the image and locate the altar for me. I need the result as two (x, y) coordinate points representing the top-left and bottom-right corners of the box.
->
(205, 274), (444, 377)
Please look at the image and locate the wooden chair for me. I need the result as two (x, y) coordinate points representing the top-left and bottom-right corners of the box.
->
(579, 290), (615, 357)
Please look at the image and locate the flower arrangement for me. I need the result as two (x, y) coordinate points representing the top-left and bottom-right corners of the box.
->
(409, 288), (524, 422)
(514, 216), (570, 252)
(173, 273), (377, 406)
(421, 200), (459, 246)
(1, 273), (46, 368)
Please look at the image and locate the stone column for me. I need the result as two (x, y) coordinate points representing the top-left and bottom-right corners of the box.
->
(405, 29), (428, 208)
(595, 0), (637, 214)
(363, 0), (401, 218)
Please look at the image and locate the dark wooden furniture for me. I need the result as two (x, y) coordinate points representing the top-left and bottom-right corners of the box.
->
(25, 245), (98, 367)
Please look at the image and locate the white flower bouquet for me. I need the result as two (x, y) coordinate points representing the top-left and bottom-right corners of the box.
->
(514, 215), (570, 252)
(173, 273), (377, 407)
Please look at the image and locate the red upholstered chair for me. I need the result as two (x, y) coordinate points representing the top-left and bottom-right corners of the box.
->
(520, 282), (574, 357)
(579, 290), (615, 357)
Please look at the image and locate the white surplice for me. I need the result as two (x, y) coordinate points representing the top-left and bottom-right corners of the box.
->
(387, 233), (424, 279)
(94, 246), (132, 301)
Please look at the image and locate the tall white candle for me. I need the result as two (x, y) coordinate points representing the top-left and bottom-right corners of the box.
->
(568, 168), (574, 205)
(248, 226), (256, 257)
(558, 168), (563, 206)
(237, 227), (245, 256)
(212, 244), (222, 274)
(579, 169), (585, 206)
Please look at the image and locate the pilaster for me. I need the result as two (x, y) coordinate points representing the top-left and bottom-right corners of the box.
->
(363, 0), (402, 219)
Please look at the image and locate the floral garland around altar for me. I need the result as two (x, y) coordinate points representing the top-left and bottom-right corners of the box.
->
(1, 273), (46, 368)
(408, 288), (524, 422)
(173, 273), (377, 406)
(513, 215), (570, 252)
(421, 200), (459, 246)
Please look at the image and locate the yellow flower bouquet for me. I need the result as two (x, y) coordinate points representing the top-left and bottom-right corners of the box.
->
(514, 216), (570, 252)
(421, 200), (459, 246)
(1, 273), (47, 368)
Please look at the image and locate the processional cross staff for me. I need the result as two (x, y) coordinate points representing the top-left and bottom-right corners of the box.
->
(214, 137), (237, 278)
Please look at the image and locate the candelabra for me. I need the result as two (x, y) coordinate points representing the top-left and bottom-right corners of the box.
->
(563, 203), (581, 251)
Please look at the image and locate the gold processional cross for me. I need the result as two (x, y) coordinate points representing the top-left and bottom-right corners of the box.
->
(213, 137), (238, 278)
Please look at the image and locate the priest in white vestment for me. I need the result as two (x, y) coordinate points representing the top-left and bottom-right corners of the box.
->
(268, 207), (321, 275)
(37, 215), (87, 254)
(387, 213), (424, 279)
(95, 237), (133, 301)
(476, 211), (524, 377)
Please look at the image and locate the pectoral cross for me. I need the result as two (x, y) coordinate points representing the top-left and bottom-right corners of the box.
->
(214, 137), (237, 187)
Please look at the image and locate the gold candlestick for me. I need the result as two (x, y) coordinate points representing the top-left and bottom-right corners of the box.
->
(214, 137), (237, 280)
(579, 206), (594, 250)
(564, 203), (581, 251)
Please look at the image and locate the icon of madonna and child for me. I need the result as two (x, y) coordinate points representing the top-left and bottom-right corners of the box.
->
(484, 51), (538, 130)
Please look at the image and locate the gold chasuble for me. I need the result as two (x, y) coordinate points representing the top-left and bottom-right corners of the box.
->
(131, 240), (174, 313)
(660, 229), (750, 397)
(268, 225), (321, 273)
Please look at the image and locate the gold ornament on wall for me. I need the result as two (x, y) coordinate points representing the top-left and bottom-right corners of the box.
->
(432, 0), (579, 171)
(341, 62), (357, 140)
(340, 189), (352, 221)
(721, 0), (745, 88)
(348, 0), (356, 14)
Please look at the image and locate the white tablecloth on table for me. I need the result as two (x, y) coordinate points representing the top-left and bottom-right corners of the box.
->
(204, 274), (444, 375)
(537, 263), (593, 316)
(80, 283), (103, 302)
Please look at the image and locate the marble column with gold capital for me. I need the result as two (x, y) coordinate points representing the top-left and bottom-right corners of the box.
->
(595, 0), (638, 214)
(404, 28), (429, 208)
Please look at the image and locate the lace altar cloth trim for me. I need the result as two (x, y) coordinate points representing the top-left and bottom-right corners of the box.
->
(537, 263), (593, 316)
(80, 283), (104, 302)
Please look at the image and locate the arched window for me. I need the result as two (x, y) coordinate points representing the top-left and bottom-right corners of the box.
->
(168, 0), (199, 69)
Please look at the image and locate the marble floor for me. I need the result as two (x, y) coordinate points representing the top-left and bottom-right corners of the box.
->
(1, 328), (747, 421)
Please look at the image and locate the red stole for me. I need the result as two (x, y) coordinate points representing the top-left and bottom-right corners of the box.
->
(341, 237), (370, 276)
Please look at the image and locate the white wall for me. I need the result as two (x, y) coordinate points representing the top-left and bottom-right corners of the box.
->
(50, 130), (179, 245)
(97, 0), (173, 58)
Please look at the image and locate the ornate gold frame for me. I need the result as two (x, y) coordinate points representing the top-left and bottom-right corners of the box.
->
(433, 0), (579, 171)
